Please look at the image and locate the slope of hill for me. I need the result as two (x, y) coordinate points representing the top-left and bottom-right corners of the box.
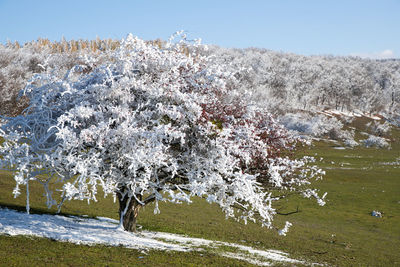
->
(1, 36), (399, 144)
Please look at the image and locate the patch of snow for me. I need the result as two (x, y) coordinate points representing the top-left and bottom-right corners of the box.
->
(278, 221), (292, 236)
(0, 208), (183, 251)
(322, 109), (384, 120)
(323, 109), (361, 118)
(378, 157), (400, 166)
(366, 115), (382, 120)
(323, 166), (371, 171)
(221, 252), (272, 266)
(352, 111), (363, 117)
(0, 208), (318, 266)
(333, 147), (346, 150)
(96, 216), (120, 224)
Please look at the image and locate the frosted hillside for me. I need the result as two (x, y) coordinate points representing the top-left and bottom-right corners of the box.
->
(1, 36), (399, 141)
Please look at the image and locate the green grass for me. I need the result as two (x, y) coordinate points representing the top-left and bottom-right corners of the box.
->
(0, 235), (257, 267)
(0, 120), (399, 266)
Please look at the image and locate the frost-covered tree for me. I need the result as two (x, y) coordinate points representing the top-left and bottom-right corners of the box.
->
(0, 34), (326, 232)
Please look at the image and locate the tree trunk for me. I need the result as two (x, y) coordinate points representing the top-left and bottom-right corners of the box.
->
(117, 189), (142, 232)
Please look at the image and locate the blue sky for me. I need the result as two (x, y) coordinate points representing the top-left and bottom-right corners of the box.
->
(0, 0), (399, 58)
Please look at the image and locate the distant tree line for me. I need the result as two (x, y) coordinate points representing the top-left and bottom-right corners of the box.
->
(201, 46), (400, 116)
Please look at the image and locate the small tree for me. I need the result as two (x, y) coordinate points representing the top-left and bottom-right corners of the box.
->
(0, 34), (326, 232)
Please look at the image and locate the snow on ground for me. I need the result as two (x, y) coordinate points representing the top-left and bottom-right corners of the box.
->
(321, 109), (382, 120)
(0, 207), (320, 266)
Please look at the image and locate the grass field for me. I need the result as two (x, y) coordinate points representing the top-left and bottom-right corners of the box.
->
(0, 118), (399, 266)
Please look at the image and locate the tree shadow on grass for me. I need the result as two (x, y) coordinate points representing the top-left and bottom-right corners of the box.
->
(0, 202), (95, 219)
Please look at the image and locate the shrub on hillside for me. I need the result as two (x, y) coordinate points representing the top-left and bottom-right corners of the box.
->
(361, 135), (390, 148)
(367, 121), (392, 136)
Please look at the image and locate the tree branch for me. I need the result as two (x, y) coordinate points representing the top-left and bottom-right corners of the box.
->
(276, 206), (300, 216)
